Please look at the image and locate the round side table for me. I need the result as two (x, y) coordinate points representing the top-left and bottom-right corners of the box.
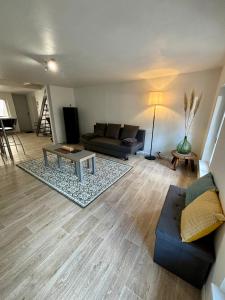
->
(171, 150), (198, 171)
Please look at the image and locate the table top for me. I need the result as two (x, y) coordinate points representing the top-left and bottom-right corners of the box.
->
(0, 117), (16, 120)
(43, 144), (95, 162)
(171, 150), (198, 160)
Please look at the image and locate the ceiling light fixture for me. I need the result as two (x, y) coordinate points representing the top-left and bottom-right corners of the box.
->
(44, 59), (58, 72)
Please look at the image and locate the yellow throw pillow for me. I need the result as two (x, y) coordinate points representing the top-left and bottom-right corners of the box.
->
(181, 190), (225, 242)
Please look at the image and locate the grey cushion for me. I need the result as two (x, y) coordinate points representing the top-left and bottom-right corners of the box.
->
(120, 124), (139, 139)
(94, 123), (107, 137)
(185, 172), (217, 206)
(105, 124), (121, 139)
(121, 138), (137, 145)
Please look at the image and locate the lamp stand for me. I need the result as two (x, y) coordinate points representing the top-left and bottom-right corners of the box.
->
(145, 104), (156, 160)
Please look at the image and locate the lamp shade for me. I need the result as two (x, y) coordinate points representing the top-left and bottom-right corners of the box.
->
(148, 91), (163, 106)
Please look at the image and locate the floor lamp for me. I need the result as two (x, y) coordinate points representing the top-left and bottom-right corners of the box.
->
(145, 91), (163, 161)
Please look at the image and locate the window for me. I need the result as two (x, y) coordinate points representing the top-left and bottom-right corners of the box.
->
(0, 99), (9, 117)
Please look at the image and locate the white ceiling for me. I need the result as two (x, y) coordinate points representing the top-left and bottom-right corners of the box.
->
(0, 0), (225, 86)
(0, 80), (42, 94)
(0, 85), (41, 94)
(0, 85), (36, 93)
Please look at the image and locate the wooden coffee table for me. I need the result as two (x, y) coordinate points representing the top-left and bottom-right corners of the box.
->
(171, 150), (198, 171)
(42, 144), (96, 182)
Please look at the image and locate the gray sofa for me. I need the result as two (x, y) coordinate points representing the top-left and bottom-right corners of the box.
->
(154, 185), (215, 288)
(81, 124), (145, 160)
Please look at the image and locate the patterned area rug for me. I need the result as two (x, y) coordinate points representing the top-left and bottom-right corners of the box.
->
(17, 156), (132, 207)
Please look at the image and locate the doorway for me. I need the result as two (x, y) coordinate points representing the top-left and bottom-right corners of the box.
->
(12, 94), (32, 132)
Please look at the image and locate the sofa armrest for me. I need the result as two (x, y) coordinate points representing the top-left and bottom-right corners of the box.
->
(136, 129), (146, 144)
(154, 184), (215, 288)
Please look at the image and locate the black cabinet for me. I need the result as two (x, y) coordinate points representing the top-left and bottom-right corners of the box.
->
(63, 107), (80, 144)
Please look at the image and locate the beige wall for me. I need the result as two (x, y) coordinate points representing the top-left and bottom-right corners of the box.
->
(75, 68), (221, 157)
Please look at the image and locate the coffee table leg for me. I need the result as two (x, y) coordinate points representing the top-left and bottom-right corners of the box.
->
(87, 159), (90, 169)
(74, 162), (77, 175)
(43, 149), (48, 166)
(80, 161), (84, 181)
(76, 161), (83, 182)
(75, 161), (80, 179)
(92, 156), (96, 174)
(57, 155), (62, 168)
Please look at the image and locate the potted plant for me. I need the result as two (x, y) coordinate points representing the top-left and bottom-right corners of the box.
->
(177, 90), (202, 154)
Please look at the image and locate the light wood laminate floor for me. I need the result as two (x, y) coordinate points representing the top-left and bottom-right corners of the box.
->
(0, 134), (201, 300)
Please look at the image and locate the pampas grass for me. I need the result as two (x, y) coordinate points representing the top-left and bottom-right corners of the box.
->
(184, 90), (202, 136)
(184, 92), (188, 132)
(184, 93), (188, 112)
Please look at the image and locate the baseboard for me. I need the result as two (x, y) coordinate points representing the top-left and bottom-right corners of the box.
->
(137, 151), (172, 160)
(136, 150), (147, 155)
(201, 284), (206, 300)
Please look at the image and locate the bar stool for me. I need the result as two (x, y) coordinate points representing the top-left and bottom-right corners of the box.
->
(0, 118), (25, 155)
(0, 135), (6, 164)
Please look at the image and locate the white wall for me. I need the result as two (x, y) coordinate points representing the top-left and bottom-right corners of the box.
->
(202, 64), (225, 300)
(34, 88), (45, 115)
(202, 63), (225, 161)
(203, 114), (225, 300)
(215, 64), (225, 97)
(0, 92), (20, 131)
(47, 85), (76, 143)
(75, 68), (221, 157)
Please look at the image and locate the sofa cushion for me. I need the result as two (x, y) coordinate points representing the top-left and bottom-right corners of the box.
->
(121, 138), (137, 145)
(185, 172), (217, 206)
(156, 185), (215, 262)
(120, 124), (139, 139)
(94, 123), (107, 137)
(181, 191), (225, 242)
(105, 124), (121, 139)
(87, 137), (143, 154)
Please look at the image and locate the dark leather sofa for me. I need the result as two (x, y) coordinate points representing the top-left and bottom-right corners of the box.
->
(81, 124), (145, 160)
(154, 185), (215, 288)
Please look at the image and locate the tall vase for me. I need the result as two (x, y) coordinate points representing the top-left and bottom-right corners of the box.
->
(177, 136), (192, 154)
